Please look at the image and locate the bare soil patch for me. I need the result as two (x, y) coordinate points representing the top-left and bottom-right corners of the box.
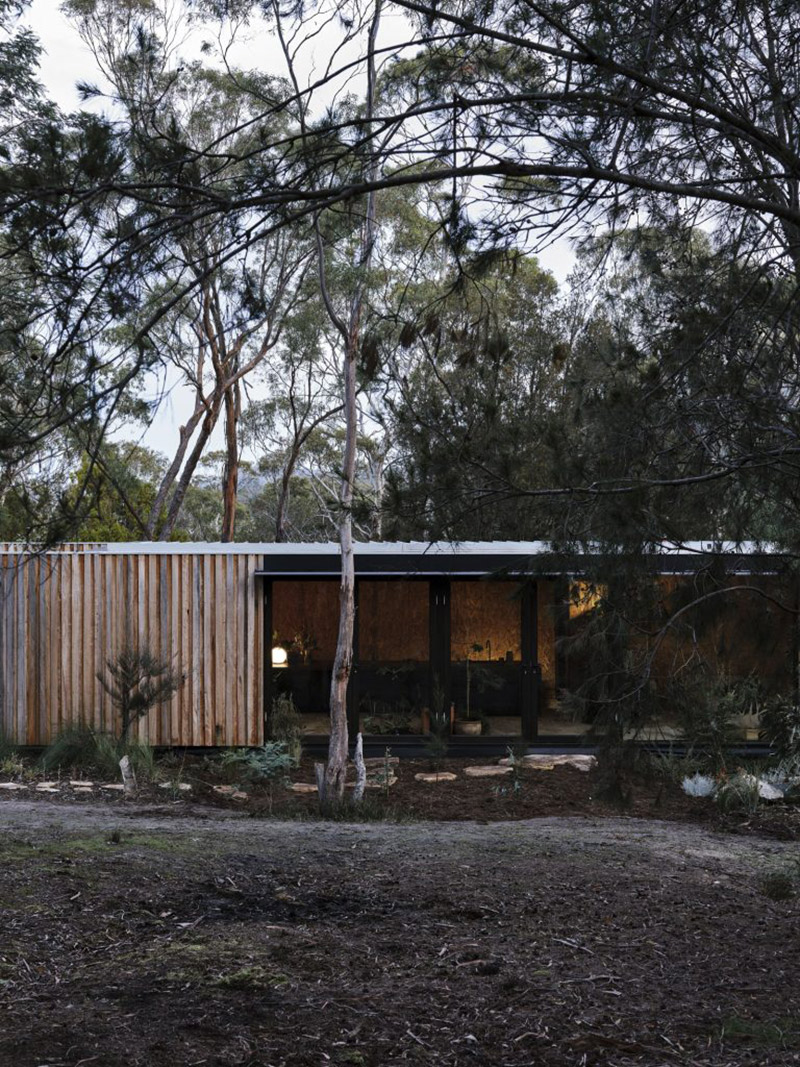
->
(1, 798), (799, 1067)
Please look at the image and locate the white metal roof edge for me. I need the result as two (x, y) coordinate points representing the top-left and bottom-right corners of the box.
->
(0, 539), (784, 556)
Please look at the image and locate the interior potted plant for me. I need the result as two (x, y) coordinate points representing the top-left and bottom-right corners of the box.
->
(292, 627), (317, 665)
(453, 643), (485, 736)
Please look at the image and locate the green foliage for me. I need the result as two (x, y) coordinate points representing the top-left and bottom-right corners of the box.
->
(218, 742), (297, 811)
(677, 674), (760, 775)
(97, 644), (185, 741)
(714, 773), (761, 817)
(423, 707), (450, 770)
(39, 725), (156, 779)
(269, 694), (303, 762)
(0, 728), (17, 764)
(219, 741), (297, 784)
(758, 865), (799, 902)
(759, 697), (800, 767)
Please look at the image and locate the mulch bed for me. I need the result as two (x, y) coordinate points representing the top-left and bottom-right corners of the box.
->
(0, 802), (798, 1067)
(4, 755), (800, 839)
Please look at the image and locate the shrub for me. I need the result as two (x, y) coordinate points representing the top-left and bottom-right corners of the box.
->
(269, 694), (302, 761)
(759, 868), (797, 902)
(714, 772), (761, 816)
(759, 696), (800, 767)
(40, 725), (156, 780)
(219, 741), (297, 812)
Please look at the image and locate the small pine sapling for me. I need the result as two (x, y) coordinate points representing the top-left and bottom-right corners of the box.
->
(98, 644), (185, 742)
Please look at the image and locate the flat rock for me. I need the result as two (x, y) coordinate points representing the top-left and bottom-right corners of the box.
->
(213, 784), (238, 795)
(464, 765), (513, 778)
(36, 781), (60, 789)
(364, 756), (400, 768)
(232, 791), (249, 802)
(100, 783), (125, 792)
(741, 773), (784, 802)
(498, 754), (597, 772)
(289, 782), (318, 794)
(415, 772), (458, 783)
(0, 782), (27, 791)
(159, 782), (192, 792)
(69, 780), (93, 787)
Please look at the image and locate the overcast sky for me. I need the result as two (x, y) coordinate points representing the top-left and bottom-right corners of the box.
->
(23, 0), (576, 463)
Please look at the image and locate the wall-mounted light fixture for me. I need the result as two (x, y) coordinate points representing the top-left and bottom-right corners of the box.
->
(271, 646), (288, 666)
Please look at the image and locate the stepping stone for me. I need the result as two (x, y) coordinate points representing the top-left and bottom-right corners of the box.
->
(498, 754), (597, 772)
(158, 782), (192, 792)
(100, 783), (125, 791)
(0, 782), (27, 791)
(213, 784), (238, 795)
(364, 756), (400, 768)
(415, 772), (458, 783)
(499, 755), (554, 770)
(289, 782), (318, 794)
(464, 765), (513, 778)
(232, 791), (249, 802)
(73, 786), (93, 793)
(36, 781), (59, 789)
(69, 780), (93, 787)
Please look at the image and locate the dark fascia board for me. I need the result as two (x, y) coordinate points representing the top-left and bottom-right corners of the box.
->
(255, 550), (786, 578)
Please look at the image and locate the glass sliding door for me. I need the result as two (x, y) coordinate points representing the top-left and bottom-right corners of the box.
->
(450, 580), (526, 736)
(271, 580), (339, 735)
(357, 580), (430, 736)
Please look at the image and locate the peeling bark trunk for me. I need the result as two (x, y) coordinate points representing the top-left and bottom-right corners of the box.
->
(323, 0), (382, 803)
(325, 333), (359, 802)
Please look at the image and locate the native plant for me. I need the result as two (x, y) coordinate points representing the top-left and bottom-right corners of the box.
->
(219, 741), (297, 812)
(39, 725), (156, 779)
(270, 693), (303, 762)
(759, 697), (800, 769)
(97, 644), (185, 742)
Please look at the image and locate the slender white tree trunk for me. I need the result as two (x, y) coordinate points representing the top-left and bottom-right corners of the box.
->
(322, 0), (383, 803)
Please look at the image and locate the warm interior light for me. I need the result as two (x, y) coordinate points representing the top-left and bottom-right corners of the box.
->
(569, 581), (607, 618)
(271, 646), (288, 666)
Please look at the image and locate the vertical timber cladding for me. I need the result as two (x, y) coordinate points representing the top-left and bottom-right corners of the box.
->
(0, 545), (264, 747)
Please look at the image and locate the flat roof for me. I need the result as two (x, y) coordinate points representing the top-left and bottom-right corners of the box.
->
(0, 540), (786, 576)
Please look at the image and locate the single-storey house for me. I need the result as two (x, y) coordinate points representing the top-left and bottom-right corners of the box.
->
(0, 540), (795, 749)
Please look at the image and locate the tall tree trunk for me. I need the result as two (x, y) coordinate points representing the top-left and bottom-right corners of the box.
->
(159, 396), (223, 539)
(323, 0), (382, 803)
(325, 322), (360, 800)
(145, 405), (205, 539)
(221, 380), (241, 542)
(275, 442), (301, 543)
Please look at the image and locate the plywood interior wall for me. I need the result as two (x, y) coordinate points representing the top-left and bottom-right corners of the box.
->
(450, 580), (522, 661)
(358, 581), (429, 662)
(0, 549), (264, 746)
(272, 580), (340, 660)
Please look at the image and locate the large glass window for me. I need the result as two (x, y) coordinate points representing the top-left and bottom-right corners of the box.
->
(357, 580), (430, 735)
(271, 580), (339, 735)
(450, 581), (523, 736)
(544, 575), (796, 742)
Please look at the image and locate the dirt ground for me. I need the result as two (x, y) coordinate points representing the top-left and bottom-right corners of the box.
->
(1, 792), (799, 1067)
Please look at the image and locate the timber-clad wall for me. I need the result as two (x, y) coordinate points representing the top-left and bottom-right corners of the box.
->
(0, 546), (264, 747)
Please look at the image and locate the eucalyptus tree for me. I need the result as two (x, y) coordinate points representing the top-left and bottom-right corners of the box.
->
(0, 0), (154, 541)
(66, 0), (316, 542)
